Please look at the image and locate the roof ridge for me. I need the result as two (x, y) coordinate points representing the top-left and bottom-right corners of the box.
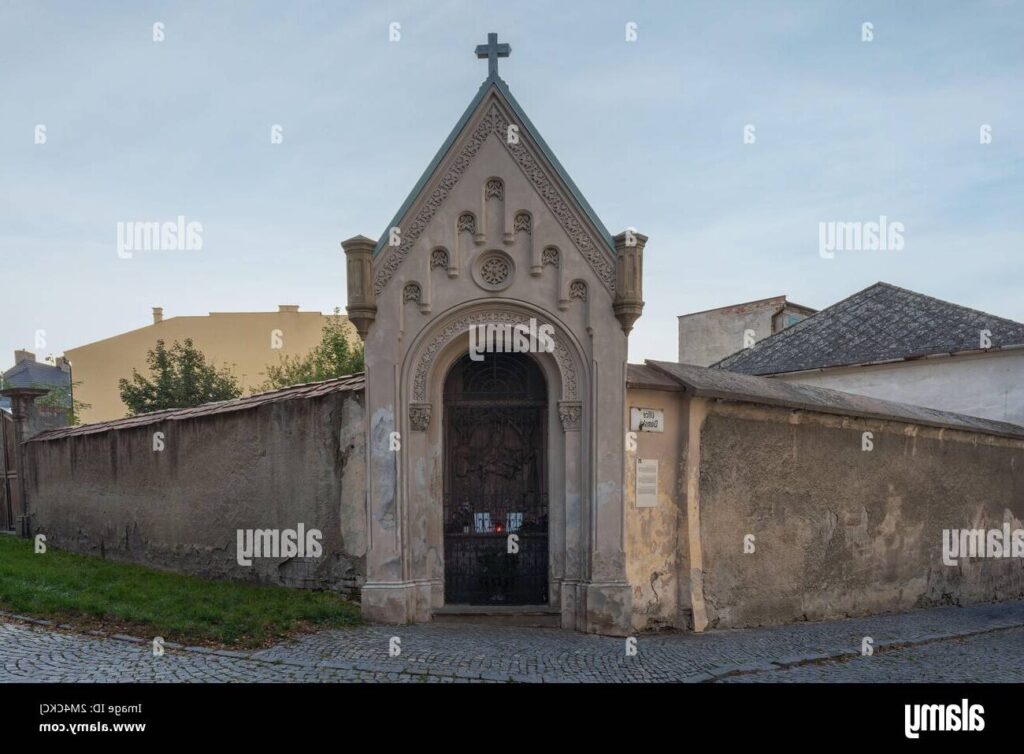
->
(713, 282), (1024, 372)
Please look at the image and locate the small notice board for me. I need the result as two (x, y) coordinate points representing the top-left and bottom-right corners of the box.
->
(635, 459), (658, 508)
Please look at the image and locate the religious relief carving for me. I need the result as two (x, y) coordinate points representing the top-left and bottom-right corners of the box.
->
(472, 250), (515, 292)
(372, 101), (615, 296)
(457, 212), (476, 234)
(569, 280), (588, 301)
(430, 248), (450, 270)
(514, 212), (532, 234)
(403, 282), (422, 304)
(485, 178), (504, 201)
(409, 403), (432, 431)
(558, 401), (583, 432)
(542, 246), (560, 267)
(481, 256), (511, 285)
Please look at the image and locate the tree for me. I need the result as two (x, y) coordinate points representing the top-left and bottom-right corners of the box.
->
(260, 309), (364, 390)
(118, 339), (241, 415)
(36, 381), (91, 426)
(0, 373), (90, 426)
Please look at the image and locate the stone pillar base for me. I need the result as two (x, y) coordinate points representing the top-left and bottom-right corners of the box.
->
(362, 581), (417, 622)
(581, 581), (633, 636)
(559, 580), (582, 630)
(360, 582), (429, 624)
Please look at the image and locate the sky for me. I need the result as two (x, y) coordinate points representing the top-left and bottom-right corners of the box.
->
(1, 0), (1021, 369)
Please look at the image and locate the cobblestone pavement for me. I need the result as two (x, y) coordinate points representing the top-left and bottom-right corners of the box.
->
(2, 601), (1023, 683)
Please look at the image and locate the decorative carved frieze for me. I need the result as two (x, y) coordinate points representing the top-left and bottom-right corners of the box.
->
(403, 282), (422, 304)
(373, 100), (615, 295)
(412, 310), (578, 403)
(558, 401), (582, 432)
(409, 403), (432, 431)
(485, 178), (504, 200)
(514, 212), (531, 234)
(430, 248), (450, 269)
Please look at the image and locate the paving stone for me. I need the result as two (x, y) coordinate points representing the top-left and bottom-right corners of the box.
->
(3, 600), (1024, 683)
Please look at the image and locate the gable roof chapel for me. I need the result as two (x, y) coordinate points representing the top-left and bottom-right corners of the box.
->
(343, 34), (646, 634)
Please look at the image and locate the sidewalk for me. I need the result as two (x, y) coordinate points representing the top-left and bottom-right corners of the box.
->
(3, 600), (1023, 683)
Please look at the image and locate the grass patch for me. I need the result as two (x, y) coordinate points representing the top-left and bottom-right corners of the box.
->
(0, 535), (360, 648)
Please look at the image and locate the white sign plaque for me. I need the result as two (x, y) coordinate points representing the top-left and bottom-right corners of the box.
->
(630, 407), (664, 432)
(635, 459), (658, 508)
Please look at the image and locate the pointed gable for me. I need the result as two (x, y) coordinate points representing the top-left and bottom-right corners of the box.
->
(372, 73), (616, 295)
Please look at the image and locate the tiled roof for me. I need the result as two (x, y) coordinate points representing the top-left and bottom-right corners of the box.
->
(29, 373), (365, 442)
(643, 360), (1024, 440)
(2, 360), (70, 390)
(713, 283), (1024, 376)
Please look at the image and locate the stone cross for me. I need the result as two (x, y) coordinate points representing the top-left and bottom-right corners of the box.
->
(475, 33), (510, 79)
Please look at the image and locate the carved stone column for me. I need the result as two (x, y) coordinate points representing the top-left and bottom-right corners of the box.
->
(342, 235), (378, 340)
(612, 230), (647, 335)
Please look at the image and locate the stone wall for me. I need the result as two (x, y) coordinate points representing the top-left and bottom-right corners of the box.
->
(24, 381), (367, 596)
(625, 361), (1024, 633)
(696, 401), (1024, 629)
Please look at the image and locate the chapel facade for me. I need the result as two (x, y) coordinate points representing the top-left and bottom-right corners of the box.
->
(343, 35), (646, 634)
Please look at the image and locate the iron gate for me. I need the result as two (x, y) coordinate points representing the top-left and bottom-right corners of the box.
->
(443, 353), (548, 605)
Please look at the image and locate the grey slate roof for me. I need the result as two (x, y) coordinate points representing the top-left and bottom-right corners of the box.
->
(2, 360), (70, 390)
(643, 360), (1024, 441)
(373, 71), (615, 258)
(29, 373), (365, 443)
(713, 282), (1024, 376)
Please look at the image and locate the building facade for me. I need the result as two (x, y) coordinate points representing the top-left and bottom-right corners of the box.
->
(342, 40), (645, 634)
(678, 296), (816, 367)
(65, 306), (352, 422)
(714, 283), (1024, 426)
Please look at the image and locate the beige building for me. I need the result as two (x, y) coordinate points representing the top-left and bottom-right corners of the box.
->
(65, 305), (351, 423)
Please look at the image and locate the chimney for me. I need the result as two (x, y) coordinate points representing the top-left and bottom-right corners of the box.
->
(152, 307), (163, 324)
(278, 305), (300, 313)
(14, 349), (35, 364)
(55, 356), (71, 372)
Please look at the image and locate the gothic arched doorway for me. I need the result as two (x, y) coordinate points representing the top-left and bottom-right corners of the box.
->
(443, 352), (548, 605)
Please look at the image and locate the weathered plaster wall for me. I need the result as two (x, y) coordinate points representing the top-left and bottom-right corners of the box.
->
(776, 348), (1024, 426)
(696, 401), (1024, 628)
(678, 306), (777, 367)
(25, 390), (367, 595)
(624, 388), (689, 631)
